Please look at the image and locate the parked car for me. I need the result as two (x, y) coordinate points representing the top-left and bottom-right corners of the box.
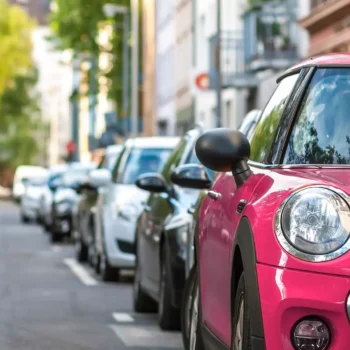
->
(179, 54), (350, 350)
(132, 127), (214, 330)
(50, 163), (96, 242)
(38, 164), (69, 231)
(75, 145), (123, 264)
(13, 165), (48, 203)
(92, 137), (180, 281)
(20, 173), (49, 223)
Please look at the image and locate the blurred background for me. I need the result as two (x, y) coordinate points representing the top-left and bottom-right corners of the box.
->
(0, 0), (334, 189)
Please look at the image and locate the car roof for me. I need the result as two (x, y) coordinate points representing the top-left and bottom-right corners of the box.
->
(283, 53), (350, 78)
(105, 144), (123, 155)
(124, 137), (180, 149)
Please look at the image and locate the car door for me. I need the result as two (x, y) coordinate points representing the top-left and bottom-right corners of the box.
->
(141, 139), (189, 295)
(200, 73), (301, 344)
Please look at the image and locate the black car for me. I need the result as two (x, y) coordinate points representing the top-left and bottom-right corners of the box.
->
(50, 164), (95, 243)
(133, 127), (214, 330)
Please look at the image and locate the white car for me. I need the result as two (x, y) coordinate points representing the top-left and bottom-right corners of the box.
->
(20, 174), (49, 223)
(13, 165), (48, 203)
(91, 137), (180, 281)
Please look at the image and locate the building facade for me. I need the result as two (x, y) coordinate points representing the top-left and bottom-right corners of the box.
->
(299, 0), (350, 55)
(175, 0), (193, 134)
(192, 0), (310, 131)
(155, 0), (176, 136)
(142, 0), (156, 136)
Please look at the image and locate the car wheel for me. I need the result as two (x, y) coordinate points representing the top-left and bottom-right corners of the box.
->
(181, 266), (196, 350)
(232, 273), (251, 350)
(187, 266), (204, 350)
(133, 257), (157, 313)
(158, 245), (180, 330)
(75, 238), (88, 262)
(20, 214), (30, 223)
(94, 253), (100, 274)
(100, 249), (119, 282)
(50, 231), (61, 243)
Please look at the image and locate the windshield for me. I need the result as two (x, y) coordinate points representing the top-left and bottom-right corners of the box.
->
(119, 148), (172, 184)
(61, 169), (90, 187)
(284, 68), (350, 164)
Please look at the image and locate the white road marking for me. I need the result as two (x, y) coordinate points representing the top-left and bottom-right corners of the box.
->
(64, 258), (98, 286)
(112, 312), (134, 323)
(109, 324), (182, 348)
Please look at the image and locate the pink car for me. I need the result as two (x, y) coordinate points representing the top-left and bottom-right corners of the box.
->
(177, 54), (350, 350)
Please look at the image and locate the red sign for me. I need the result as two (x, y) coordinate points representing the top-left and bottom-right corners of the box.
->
(195, 73), (209, 91)
(66, 141), (76, 154)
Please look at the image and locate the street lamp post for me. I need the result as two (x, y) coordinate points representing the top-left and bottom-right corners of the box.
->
(103, 4), (130, 138)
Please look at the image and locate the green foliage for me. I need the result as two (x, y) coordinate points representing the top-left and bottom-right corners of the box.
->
(0, 0), (35, 95)
(0, 69), (44, 169)
(49, 0), (142, 118)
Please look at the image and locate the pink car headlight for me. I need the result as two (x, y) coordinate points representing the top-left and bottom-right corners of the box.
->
(275, 187), (350, 262)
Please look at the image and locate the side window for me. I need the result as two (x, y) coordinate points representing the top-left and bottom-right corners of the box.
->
(249, 74), (299, 163)
(161, 139), (188, 184)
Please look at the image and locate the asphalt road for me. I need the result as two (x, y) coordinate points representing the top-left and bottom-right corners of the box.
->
(0, 201), (183, 350)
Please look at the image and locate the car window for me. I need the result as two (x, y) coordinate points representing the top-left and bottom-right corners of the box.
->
(162, 139), (188, 184)
(118, 148), (173, 185)
(249, 74), (299, 163)
(284, 68), (350, 165)
(106, 153), (120, 171)
(111, 147), (127, 182)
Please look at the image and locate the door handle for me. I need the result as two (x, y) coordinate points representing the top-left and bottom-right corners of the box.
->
(207, 191), (221, 200)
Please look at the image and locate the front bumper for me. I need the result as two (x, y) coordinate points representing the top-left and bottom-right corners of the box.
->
(52, 214), (72, 235)
(257, 263), (350, 350)
(104, 218), (136, 269)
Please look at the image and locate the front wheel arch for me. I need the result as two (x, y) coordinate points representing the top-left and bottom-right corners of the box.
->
(230, 217), (265, 342)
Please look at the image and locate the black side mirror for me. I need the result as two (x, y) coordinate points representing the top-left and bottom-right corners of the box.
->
(170, 164), (212, 190)
(195, 128), (251, 187)
(135, 173), (168, 193)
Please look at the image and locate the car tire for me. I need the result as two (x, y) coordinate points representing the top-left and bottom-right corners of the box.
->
(181, 266), (197, 350)
(50, 231), (62, 243)
(133, 257), (157, 313)
(187, 265), (204, 350)
(158, 245), (180, 330)
(20, 214), (30, 223)
(75, 239), (88, 262)
(100, 249), (119, 282)
(231, 273), (251, 350)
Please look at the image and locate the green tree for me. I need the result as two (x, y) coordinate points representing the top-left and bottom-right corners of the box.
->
(0, 69), (44, 170)
(0, 0), (35, 95)
(49, 0), (142, 120)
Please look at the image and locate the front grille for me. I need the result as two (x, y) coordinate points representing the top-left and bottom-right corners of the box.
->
(116, 239), (135, 254)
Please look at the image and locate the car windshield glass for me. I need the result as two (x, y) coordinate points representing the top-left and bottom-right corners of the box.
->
(284, 68), (350, 164)
(186, 149), (215, 180)
(61, 169), (90, 187)
(28, 178), (47, 187)
(119, 148), (172, 184)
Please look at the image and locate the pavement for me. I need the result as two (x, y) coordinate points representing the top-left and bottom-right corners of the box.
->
(0, 201), (183, 350)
